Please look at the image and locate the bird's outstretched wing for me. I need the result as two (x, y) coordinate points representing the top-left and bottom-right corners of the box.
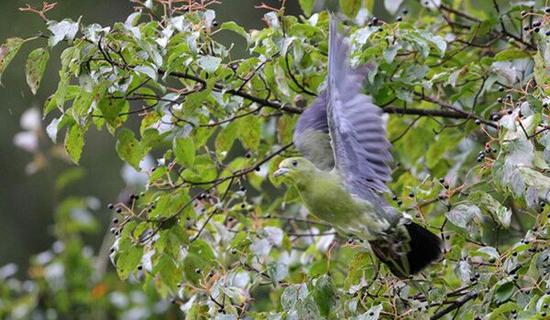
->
(293, 18), (392, 195)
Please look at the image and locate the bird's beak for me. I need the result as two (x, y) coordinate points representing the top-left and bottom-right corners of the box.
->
(273, 168), (289, 177)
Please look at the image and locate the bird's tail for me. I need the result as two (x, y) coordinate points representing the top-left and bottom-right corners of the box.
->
(369, 222), (442, 278)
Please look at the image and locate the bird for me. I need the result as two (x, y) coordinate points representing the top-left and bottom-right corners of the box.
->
(273, 17), (442, 278)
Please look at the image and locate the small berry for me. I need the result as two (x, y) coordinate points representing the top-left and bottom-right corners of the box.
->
(408, 192), (415, 198)
(108, 203), (114, 210)
(546, 30), (550, 36)
(137, 265), (143, 270)
(372, 17), (379, 24)
(475, 119), (481, 125)
(195, 268), (201, 274)
(546, 7), (550, 13)
(116, 207), (122, 213)
(212, 20), (218, 27)
(112, 218), (119, 224)
(397, 200), (403, 206)
(497, 97), (503, 103)
(534, 27), (541, 33)
(239, 186), (246, 192)
(402, 9), (408, 15)
(392, 195), (398, 201)
(439, 178), (445, 183)
(231, 248), (237, 254)
(396, 16), (403, 22)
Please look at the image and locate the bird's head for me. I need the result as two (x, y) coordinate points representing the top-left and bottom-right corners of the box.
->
(273, 157), (317, 185)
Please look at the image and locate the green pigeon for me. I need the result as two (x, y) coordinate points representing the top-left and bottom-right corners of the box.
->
(273, 18), (442, 278)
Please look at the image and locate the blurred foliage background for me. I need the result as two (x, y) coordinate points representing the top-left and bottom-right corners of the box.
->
(0, 0), (302, 270)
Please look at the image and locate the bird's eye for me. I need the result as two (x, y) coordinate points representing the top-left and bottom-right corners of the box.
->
(292, 160), (298, 167)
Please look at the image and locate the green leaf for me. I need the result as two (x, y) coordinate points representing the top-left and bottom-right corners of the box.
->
(64, 125), (86, 164)
(115, 238), (143, 280)
(215, 121), (239, 159)
(134, 65), (158, 81)
(174, 137), (195, 167)
(197, 55), (221, 73)
(494, 281), (514, 304)
(219, 21), (250, 42)
(361, 304), (383, 319)
(236, 116), (261, 151)
(468, 191), (511, 228)
(97, 97), (128, 127)
(534, 51), (550, 94)
(148, 189), (190, 219)
(154, 254), (181, 289)
(183, 240), (216, 284)
(44, 85), (80, 116)
(299, 0), (315, 16)
(0, 37), (25, 83)
(339, 0), (362, 18)
(487, 302), (517, 319)
(445, 203), (481, 230)
(55, 46), (80, 109)
(494, 49), (531, 61)
(47, 19), (79, 47)
(313, 275), (336, 317)
(115, 128), (150, 170)
(25, 48), (49, 95)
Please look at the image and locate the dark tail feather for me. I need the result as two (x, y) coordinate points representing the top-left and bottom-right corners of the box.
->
(369, 222), (442, 278)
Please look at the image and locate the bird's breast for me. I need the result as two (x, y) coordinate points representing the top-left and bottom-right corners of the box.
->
(298, 175), (387, 239)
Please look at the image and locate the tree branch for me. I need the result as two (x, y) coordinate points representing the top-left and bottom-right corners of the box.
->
(430, 292), (478, 320)
(159, 68), (495, 124)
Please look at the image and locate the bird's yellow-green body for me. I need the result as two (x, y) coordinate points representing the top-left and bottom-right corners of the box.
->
(276, 158), (390, 240)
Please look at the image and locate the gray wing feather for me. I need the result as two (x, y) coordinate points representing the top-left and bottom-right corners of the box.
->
(326, 18), (392, 195)
(293, 17), (393, 196)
